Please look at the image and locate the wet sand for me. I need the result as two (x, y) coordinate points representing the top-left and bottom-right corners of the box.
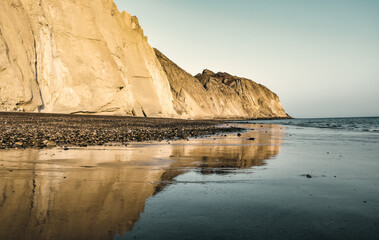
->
(0, 112), (241, 149)
(0, 123), (281, 240)
(1, 122), (378, 240)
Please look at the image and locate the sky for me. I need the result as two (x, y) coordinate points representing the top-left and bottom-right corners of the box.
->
(114, 0), (379, 118)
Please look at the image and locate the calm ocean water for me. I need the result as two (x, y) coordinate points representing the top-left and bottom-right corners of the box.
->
(117, 121), (379, 240)
(246, 117), (379, 133)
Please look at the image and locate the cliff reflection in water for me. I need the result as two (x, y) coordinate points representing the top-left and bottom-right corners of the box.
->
(0, 124), (284, 240)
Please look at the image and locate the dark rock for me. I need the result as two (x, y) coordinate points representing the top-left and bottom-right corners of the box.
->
(306, 174), (312, 178)
(202, 69), (215, 76)
(247, 138), (255, 141)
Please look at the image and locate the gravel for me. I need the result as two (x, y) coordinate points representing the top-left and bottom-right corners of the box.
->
(0, 112), (242, 149)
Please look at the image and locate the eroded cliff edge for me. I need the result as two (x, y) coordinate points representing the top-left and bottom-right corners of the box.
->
(155, 49), (289, 119)
(0, 0), (289, 119)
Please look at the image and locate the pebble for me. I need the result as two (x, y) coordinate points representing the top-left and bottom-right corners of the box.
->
(0, 112), (244, 149)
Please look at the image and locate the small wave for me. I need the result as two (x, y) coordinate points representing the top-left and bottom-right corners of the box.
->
(245, 117), (379, 133)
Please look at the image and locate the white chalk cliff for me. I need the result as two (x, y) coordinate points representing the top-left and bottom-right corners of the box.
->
(0, 0), (289, 119)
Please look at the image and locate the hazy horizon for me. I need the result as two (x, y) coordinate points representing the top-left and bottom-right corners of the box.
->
(114, 0), (379, 118)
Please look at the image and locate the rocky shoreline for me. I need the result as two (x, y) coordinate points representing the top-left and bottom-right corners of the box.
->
(0, 112), (243, 149)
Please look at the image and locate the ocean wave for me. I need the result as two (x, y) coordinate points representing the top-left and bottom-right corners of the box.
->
(244, 117), (379, 133)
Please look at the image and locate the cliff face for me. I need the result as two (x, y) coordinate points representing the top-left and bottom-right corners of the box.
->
(155, 49), (289, 119)
(0, 0), (175, 117)
(0, 0), (289, 119)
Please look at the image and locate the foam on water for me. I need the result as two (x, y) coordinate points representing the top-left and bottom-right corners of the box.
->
(245, 117), (379, 133)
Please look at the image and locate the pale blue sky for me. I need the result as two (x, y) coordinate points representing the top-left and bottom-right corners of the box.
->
(114, 0), (379, 118)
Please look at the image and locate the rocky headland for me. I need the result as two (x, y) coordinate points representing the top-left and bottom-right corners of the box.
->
(155, 49), (289, 119)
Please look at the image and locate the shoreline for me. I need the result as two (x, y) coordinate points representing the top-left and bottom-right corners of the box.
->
(1, 117), (378, 239)
(0, 112), (245, 150)
(0, 111), (293, 120)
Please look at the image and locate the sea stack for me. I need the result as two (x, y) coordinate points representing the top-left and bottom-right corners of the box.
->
(0, 0), (289, 119)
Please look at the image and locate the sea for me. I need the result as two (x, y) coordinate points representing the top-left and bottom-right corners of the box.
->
(248, 116), (379, 133)
(114, 117), (379, 240)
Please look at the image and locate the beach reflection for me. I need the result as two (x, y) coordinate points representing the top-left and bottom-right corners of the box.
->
(0, 124), (284, 240)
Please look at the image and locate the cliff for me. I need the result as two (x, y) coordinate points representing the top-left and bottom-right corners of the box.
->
(155, 49), (289, 119)
(0, 0), (175, 117)
(0, 0), (289, 119)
